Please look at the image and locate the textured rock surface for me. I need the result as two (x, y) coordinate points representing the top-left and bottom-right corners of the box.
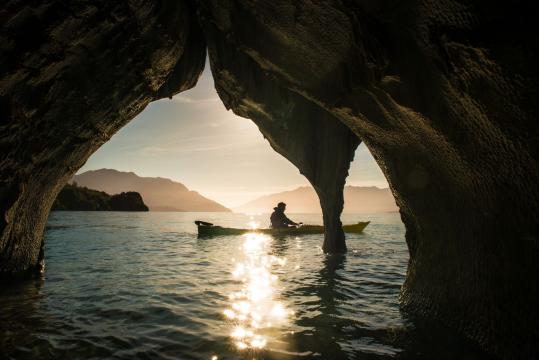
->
(197, 1), (539, 358)
(1, 0), (538, 358)
(0, 0), (205, 277)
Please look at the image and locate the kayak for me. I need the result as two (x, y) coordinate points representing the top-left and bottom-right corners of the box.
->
(195, 220), (370, 237)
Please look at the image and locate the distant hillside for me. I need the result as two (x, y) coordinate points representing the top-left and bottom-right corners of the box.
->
(53, 183), (148, 211)
(235, 186), (398, 214)
(73, 169), (230, 212)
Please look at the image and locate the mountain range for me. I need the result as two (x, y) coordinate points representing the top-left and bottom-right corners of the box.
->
(235, 185), (398, 213)
(73, 169), (230, 212)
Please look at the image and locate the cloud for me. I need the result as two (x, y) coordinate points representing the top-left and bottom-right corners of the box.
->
(171, 95), (220, 104)
(125, 137), (262, 157)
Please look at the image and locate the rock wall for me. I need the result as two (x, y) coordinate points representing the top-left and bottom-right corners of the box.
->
(0, 0), (205, 277)
(197, 1), (539, 358)
(1, 0), (538, 358)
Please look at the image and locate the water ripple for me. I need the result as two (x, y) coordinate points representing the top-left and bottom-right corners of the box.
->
(0, 212), (490, 359)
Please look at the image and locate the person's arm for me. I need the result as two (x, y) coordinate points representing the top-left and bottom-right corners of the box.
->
(283, 215), (298, 226)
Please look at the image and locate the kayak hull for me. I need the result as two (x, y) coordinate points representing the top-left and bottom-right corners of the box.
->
(197, 221), (370, 237)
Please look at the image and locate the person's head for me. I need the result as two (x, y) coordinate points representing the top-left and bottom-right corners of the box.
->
(277, 202), (286, 211)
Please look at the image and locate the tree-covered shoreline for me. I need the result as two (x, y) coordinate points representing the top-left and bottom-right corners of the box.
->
(52, 183), (148, 211)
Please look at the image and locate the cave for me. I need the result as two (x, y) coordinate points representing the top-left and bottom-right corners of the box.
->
(1, 1), (538, 358)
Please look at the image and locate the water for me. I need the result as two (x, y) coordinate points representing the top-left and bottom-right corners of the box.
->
(0, 212), (490, 359)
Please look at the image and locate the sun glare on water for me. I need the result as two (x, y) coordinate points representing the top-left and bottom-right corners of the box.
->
(248, 220), (259, 230)
(223, 232), (293, 352)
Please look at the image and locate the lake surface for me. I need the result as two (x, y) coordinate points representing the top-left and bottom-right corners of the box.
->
(0, 212), (489, 359)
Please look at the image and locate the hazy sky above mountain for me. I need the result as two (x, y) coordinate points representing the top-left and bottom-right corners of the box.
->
(79, 61), (389, 207)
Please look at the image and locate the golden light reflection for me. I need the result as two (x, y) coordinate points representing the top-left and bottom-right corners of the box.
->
(223, 232), (293, 352)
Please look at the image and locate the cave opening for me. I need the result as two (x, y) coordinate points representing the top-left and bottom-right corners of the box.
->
(13, 56), (415, 359)
(2, 1), (538, 357)
(74, 59), (320, 211)
(68, 57), (404, 238)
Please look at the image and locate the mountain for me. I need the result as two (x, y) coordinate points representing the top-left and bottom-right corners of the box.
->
(73, 169), (230, 212)
(235, 186), (398, 214)
(52, 183), (148, 211)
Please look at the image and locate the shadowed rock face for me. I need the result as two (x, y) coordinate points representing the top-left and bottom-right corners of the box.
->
(0, 0), (206, 276)
(1, 0), (538, 358)
(198, 1), (539, 358)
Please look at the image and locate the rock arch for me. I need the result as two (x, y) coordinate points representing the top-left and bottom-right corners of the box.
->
(1, 1), (538, 358)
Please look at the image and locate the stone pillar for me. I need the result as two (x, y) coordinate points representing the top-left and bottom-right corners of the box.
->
(201, 19), (359, 252)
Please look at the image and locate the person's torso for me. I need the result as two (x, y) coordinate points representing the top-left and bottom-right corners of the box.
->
(270, 210), (286, 228)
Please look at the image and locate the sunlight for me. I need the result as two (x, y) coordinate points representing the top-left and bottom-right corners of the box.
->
(223, 232), (293, 351)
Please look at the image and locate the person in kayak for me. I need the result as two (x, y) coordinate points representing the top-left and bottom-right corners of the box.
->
(270, 202), (301, 228)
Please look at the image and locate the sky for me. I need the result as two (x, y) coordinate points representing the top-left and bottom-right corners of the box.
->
(79, 62), (388, 207)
